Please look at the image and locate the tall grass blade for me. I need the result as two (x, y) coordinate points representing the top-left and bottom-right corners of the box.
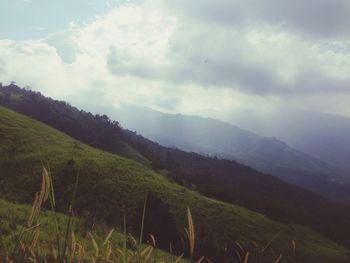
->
(139, 194), (148, 245)
(186, 207), (195, 258)
(123, 210), (127, 263)
(104, 229), (115, 246)
(261, 230), (282, 253)
(61, 168), (80, 262)
(88, 233), (99, 258)
(243, 252), (249, 263)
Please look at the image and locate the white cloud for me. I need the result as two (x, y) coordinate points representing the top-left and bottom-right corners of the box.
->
(0, 40), (69, 97)
(1, 0), (350, 118)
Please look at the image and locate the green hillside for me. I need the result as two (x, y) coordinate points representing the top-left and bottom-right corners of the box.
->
(3, 84), (350, 251)
(0, 105), (349, 262)
(0, 198), (186, 262)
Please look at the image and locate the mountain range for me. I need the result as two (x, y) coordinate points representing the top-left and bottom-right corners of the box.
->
(113, 104), (350, 202)
(1, 84), (350, 261)
(222, 108), (350, 174)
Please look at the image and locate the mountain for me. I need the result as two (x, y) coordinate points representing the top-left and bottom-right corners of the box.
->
(2, 105), (350, 262)
(112, 104), (350, 201)
(2, 84), (350, 252)
(223, 108), (350, 174)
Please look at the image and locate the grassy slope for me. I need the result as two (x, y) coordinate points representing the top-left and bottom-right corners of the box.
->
(0, 199), (184, 262)
(0, 106), (349, 262)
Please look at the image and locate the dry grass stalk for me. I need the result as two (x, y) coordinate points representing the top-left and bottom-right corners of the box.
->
(292, 239), (296, 257)
(273, 254), (283, 263)
(243, 252), (249, 263)
(186, 207), (195, 258)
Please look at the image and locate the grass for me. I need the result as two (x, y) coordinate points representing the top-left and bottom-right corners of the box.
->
(0, 168), (189, 262)
(0, 105), (350, 262)
(0, 198), (190, 262)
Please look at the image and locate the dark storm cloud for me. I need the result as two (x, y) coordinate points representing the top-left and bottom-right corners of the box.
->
(164, 0), (350, 39)
(168, 54), (281, 95)
(103, 0), (350, 100)
(107, 44), (350, 96)
(107, 26), (350, 97)
(255, 0), (350, 39)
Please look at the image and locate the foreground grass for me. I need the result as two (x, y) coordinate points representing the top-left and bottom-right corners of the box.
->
(0, 198), (189, 262)
(0, 106), (350, 262)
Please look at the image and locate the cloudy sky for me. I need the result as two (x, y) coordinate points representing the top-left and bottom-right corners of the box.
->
(1, 0), (350, 118)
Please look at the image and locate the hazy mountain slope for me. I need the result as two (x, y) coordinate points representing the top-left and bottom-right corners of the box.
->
(3, 85), (350, 250)
(225, 108), (350, 174)
(2, 106), (350, 262)
(113, 105), (349, 198)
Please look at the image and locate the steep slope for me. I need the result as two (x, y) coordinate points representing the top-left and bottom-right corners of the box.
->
(2, 85), (350, 250)
(0, 106), (350, 262)
(113, 105), (349, 200)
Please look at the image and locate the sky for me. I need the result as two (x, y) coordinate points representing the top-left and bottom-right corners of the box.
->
(1, 0), (350, 118)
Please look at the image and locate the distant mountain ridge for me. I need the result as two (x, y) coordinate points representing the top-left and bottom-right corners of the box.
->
(113, 105), (348, 192)
(224, 108), (350, 173)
